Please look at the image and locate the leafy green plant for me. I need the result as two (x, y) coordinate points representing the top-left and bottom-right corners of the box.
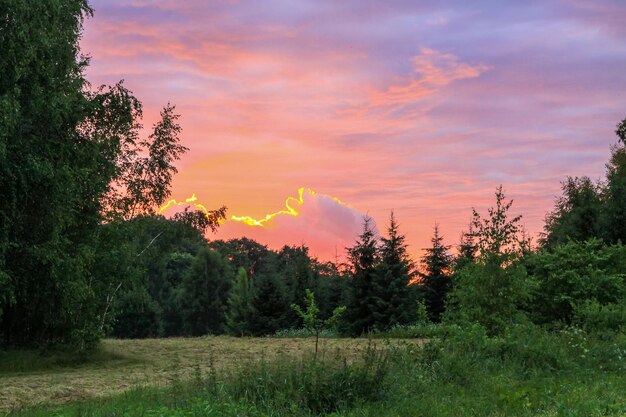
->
(291, 289), (346, 355)
(446, 186), (532, 335)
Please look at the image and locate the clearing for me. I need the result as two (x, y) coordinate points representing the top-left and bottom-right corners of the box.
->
(0, 336), (416, 411)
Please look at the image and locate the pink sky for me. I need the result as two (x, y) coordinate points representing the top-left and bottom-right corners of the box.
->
(82, 0), (626, 261)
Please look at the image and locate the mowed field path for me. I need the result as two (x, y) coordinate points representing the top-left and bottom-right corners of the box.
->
(1, 337), (418, 411)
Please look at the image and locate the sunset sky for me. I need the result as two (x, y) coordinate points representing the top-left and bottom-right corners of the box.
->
(82, 0), (626, 261)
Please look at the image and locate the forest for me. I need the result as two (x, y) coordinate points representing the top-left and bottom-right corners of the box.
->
(1, 1), (625, 416)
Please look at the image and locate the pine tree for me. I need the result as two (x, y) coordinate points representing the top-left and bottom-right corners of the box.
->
(420, 225), (454, 322)
(371, 212), (415, 329)
(344, 216), (380, 336)
(226, 267), (253, 336)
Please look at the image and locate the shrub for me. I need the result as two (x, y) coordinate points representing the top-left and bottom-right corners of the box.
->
(574, 300), (626, 335)
(527, 239), (626, 325)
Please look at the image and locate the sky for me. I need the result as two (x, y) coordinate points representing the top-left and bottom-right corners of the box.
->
(82, 0), (626, 262)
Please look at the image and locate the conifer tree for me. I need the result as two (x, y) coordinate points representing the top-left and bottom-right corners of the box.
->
(371, 212), (415, 329)
(455, 224), (477, 271)
(226, 267), (253, 336)
(179, 248), (232, 336)
(249, 272), (290, 336)
(344, 216), (380, 335)
(420, 225), (454, 322)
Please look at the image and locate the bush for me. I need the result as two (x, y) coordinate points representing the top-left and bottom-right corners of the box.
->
(574, 300), (626, 335)
(526, 240), (626, 325)
(446, 261), (532, 335)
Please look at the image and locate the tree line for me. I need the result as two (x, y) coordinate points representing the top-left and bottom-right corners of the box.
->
(1, 0), (625, 349)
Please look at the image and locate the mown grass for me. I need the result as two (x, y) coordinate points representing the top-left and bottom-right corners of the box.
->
(3, 326), (626, 416)
(0, 336), (410, 411)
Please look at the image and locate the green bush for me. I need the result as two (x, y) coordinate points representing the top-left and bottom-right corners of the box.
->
(574, 300), (626, 335)
(526, 240), (626, 325)
(446, 261), (532, 335)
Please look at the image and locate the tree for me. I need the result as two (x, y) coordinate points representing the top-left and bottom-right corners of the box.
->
(0, 0), (227, 349)
(446, 186), (531, 334)
(343, 217), (380, 336)
(601, 118), (626, 243)
(226, 267), (253, 336)
(526, 239), (626, 325)
(0, 0), (106, 349)
(277, 245), (317, 328)
(420, 225), (454, 322)
(249, 272), (290, 336)
(292, 289), (345, 356)
(111, 287), (160, 339)
(541, 176), (603, 248)
(454, 223), (477, 271)
(179, 248), (232, 336)
(371, 212), (416, 329)
(104, 103), (186, 220)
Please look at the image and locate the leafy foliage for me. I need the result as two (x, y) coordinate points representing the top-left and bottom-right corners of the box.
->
(602, 142), (626, 244)
(526, 239), (626, 325)
(447, 186), (531, 334)
(541, 176), (603, 248)
(0, 0), (104, 349)
(292, 289), (345, 352)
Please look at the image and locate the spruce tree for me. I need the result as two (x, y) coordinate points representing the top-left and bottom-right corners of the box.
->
(344, 216), (379, 336)
(226, 267), (253, 336)
(249, 272), (290, 336)
(420, 225), (454, 322)
(179, 248), (232, 336)
(455, 224), (477, 271)
(372, 212), (415, 329)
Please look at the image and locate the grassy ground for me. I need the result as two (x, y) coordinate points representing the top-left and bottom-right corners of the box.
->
(3, 327), (625, 416)
(0, 336), (411, 411)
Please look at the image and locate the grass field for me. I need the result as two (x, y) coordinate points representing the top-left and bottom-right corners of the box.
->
(2, 327), (625, 417)
(0, 336), (411, 411)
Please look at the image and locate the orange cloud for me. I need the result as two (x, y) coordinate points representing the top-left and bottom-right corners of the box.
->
(367, 48), (490, 108)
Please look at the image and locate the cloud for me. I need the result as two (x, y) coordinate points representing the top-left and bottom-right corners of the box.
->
(197, 189), (371, 261)
(367, 48), (490, 108)
(83, 0), (626, 261)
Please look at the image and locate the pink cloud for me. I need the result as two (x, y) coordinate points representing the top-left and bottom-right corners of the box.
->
(367, 48), (490, 108)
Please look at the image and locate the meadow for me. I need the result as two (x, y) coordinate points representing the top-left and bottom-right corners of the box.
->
(2, 326), (625, 417)
(0, 336), (397, 411)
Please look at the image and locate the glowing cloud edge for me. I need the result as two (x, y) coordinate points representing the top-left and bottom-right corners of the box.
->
(158, 187), (351, 228)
